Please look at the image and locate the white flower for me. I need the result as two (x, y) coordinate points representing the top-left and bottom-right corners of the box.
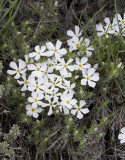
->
(115, 13), (125, 28)
(96, 23), (109, 38)
(75, 57), (91, 71)
(63, 81), (75, 94)
(68, 37), (83, 51)
(67, 26), (82, 38)
(7, 59), (26, 79)
(28, 62), (47, 78)
(47, 75), (63, 90)
(28, 92), (44, 108)
(42, 98), (57, 115)
(61, 92), (77, 109)
(56, 58), (75, 75)
(81, 38), (94, 57)
(26, 104), (42, 118)
(29, 45), (46, 60)
(47, 57), (60, 72)
(28, 77), (46, 93)
(81, 68), (100, 88)
(71, 100), (89, 119)
(46, 40), (67, 61)
(58, 71), (71, 84)
(17, 73), (29, 91)
(104, 17), (117, 34)
(45, 88), (61, 102)
(118, 127), (125, 144)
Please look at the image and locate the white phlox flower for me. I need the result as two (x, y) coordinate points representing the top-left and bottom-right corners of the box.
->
(7, 59), (26, 79)
(81, 38), (94, 57)
(42, 97), (57, 115)
(47, 57), (60, 72)
(28, 62), (47, 78)
(29, 45), (47, 60)
(96, 23), (109, 38)
(58, 71), (72, 85)
(104, 17), (117, 34)
(63, 81), (75, 95)
(67, 26), (82, 39)
(71, 100), (89, 119)
(42, 66), (54, 82)
(67, 37), (83, 51)
(81, 68), (100, 88)
(61, 92), (77, 109)
(28, 92), (44, 108)
(46, 40), (67, 61)
(118, 127), (125, 144)
(26, 104), (42, 118)
(115, 13), (125, 28)
(47, 75), (64, 90)
(56, 58), (75, 75)
(46, 88), (61, 102)
(75, 57), (91, 71)
(28, 77), (47, 93)
(17, 73), (29, 91)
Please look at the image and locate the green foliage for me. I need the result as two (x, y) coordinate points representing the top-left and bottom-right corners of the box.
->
(0, 124), (20, 156)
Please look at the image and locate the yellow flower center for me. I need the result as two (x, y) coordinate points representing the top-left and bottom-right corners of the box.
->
(24, 81), (28, 84)
(110, 25), (112, 29)
(61, 76), (64, 79)
(66, 100), (70, 104)
(86, 77), (90, 80)
(53, 82), (55, 86)
(54, 64), (57, 66)
(37, 52), (40, 55)
(34, 99), (38, 102)
(45, 72), (47, 75)
(122, 21), (124, 24)
(79, 64), (82, 67)
(49, 64), (52, 67)
(54, 49), (57, 52)
(104, 31), (107, 34)
(77, 108), (81, 111)
(32, 109), (35, 112)
(53, 94), (55, 96)
(76, 43), (79, 47)
(17, 69), (20, 73)
(36, 85), (39, 88)
(50, 103), (52, 106)
(64, 65), (67, 68)
(37, 68), (40, 71)
(84, 48), (87, 51)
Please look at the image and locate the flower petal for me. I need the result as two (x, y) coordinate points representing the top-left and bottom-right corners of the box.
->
(77, 111), (83, 119)
(46, 42), (55, 50)
(56, 40), (62, 50)
(71, 109), (77, 115)
(9, 61), (18, 70)
(88, 80), (96, 88)
(80, 100), (86, 108)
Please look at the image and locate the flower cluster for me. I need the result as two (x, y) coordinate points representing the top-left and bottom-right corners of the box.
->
(96, 13), (125, 38)
(7, 26), (100, 119)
